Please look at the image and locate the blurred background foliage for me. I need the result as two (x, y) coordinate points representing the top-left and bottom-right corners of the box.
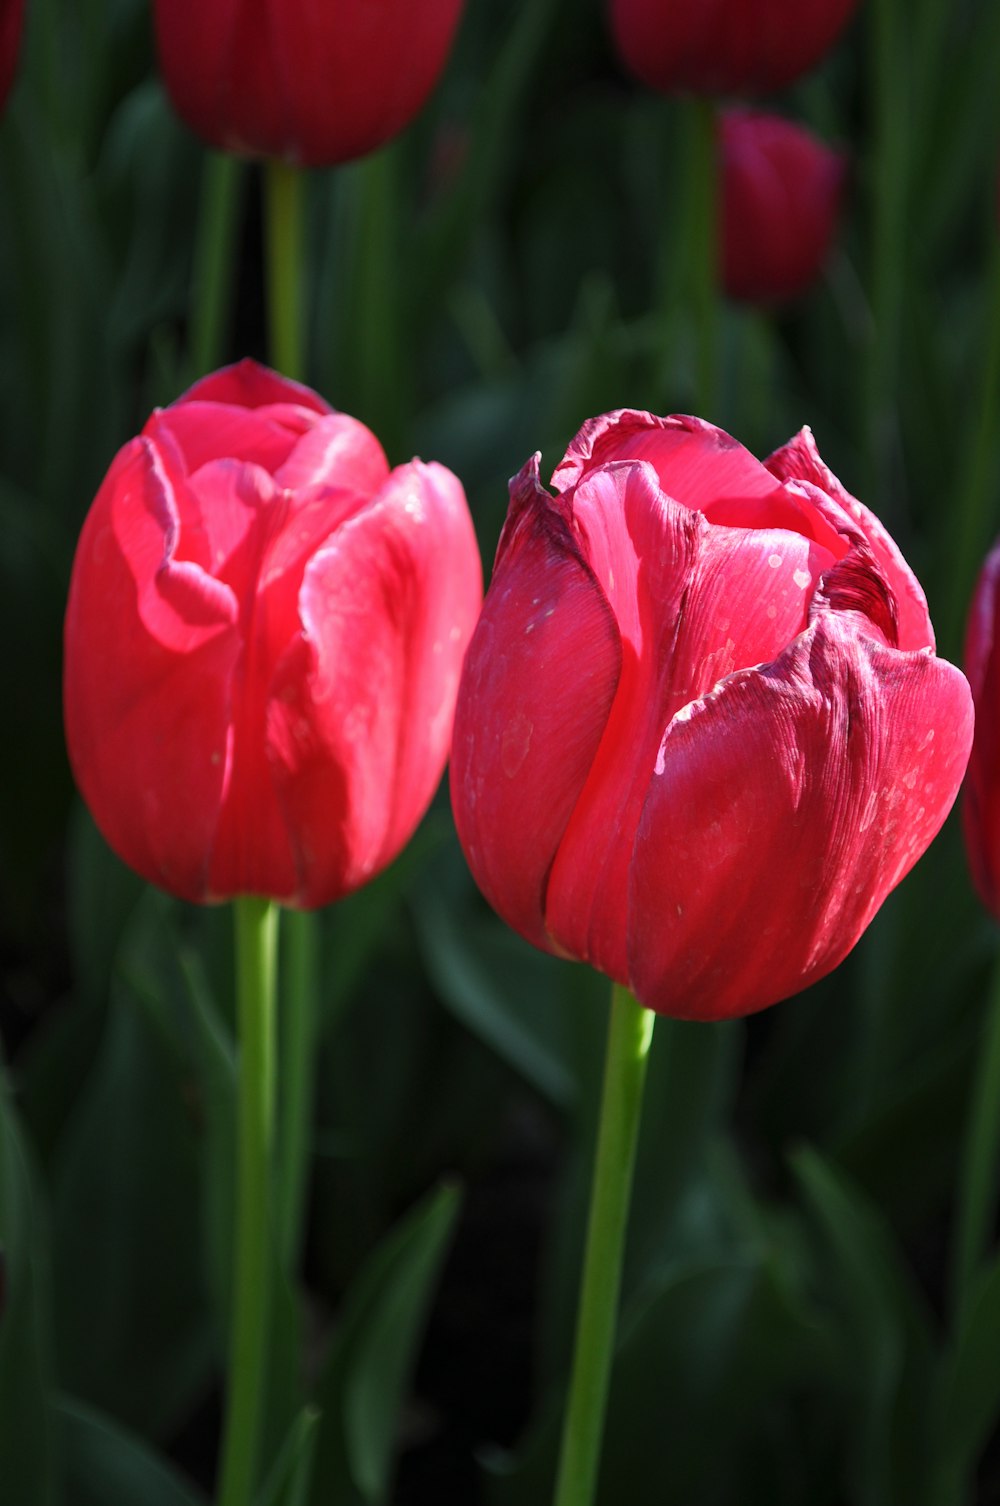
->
(3, 0), (1000, 1501)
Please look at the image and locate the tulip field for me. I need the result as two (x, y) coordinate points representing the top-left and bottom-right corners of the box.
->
(5, 1), (1000, 1504)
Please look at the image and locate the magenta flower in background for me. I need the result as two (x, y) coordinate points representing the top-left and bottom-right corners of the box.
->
(0, 0), (24, 113)
(64, 360), (483, 908)
(451, 411), (972, 1020)
(154, 0), (466, 166)
(720, 108), (847, 303)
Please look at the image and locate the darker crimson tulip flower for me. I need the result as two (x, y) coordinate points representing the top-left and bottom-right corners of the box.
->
(451, 411), (972, 1020)
(962, 540), (1000, 914)
(154, 0), (465, 167)
(610, 0), (861, 96)
(0, 0), (24, 113)
(720, 108), (846, 303)
(64, 360), (482, 908)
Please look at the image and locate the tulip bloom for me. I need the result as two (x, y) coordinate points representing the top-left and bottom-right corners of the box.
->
(64, 361), (482, 908)
(153, 0), (465, 167)
(451, 412), (972, 1020)
(0, 0), (24, 113)
(962, 540), (1000, 914)
(610, 0), (861, 96)
(720, 108), (846, 303)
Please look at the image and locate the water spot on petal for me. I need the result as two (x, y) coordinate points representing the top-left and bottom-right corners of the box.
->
(768, 554), (782, 568)
(793, 569), (811, 589)
(502, 712), (533, 778)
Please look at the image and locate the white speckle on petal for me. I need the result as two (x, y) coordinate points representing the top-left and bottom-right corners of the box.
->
(768, 554), (782, 569)
(793, 569), (811, 589)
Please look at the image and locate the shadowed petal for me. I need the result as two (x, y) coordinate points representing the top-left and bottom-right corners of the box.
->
(450, 457), (622, 951)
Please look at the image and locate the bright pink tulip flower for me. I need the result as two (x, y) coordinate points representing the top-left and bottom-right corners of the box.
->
(720, 108), (846, 303)
(64, 360), (482, 908)
(451, 411), (972, 1020)
(154, 0), (465, 167)
(962, 540), (1000, 914)
(0, 0), (24, 113)
(610, 0), (861, 96)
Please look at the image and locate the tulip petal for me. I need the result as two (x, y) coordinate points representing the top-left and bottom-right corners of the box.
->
(545, 460), (836, 979)
(963, 541), (1000, 911)
(273, 413), (389, 496)
(151, 401), (318, 477)
(766, 427), (933, 650)
(268, 460), (482, 908)
(179, 359), (333, 416)
(64, 441), (240, 904)
(450, 457), (622, 951)
(627, 614), (973, 1019)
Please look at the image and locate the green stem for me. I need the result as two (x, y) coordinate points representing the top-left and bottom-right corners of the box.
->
(217, 897), (279, 1506)
(950, 949), (1000, 1324)
(655, 97), (717, 415)
(945, 234), (1000, 658)
(346, 148), (403, 452)
(190, 153), (246, 378)
(865, 0), (909, 505)
(265, 157), (306, 381)
(553, 984), (654, 1506)
(277, 907), (320, 1271)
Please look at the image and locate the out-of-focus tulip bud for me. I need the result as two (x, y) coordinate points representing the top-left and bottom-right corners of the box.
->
(64, 360), (482, 908)
(962, 540), (1000, 913)
(720, 107), (847, 303)
(609, 0), (861, 97)
(0, 0), (24, 113)
(153, 0), (465, 167)
(451, 411), (972, 1020)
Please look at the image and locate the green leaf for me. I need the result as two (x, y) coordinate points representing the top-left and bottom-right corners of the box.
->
(56, 1396), (206, 1506)
(936, 1248), (1000, 1481)
(790, 1146), (936, 1506)
(310, 1182), (461, 1506)
(256, 1406), (320, 1506)
(414, 886), (578, 1108)
(0, 1066), (56, 1505)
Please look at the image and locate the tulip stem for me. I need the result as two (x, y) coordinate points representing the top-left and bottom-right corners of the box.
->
(218, 897), (279, 1506)
(277, 906), (320, 1272)
(950, 948), (1000, 1324)
(190, 152), (246, 378)
(265, 157), (307, 381)
(553, 983), (654, 1506)
(865, 0), (909, 506)
(687, 96), (718, 419)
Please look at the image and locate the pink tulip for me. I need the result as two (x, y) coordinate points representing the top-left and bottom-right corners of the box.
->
(154, 0), (465, 167)
(451, 411), (972, 1020)
(720, 108), (847, 303)
(0, 0), (24, 113)
(963, 540), (1000, 913)
(610, 0), (862, 96)
(64, 361), (482, 908)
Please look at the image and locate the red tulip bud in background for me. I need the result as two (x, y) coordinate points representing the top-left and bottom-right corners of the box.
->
(154, 0), (465, 167)
(720, 108), (847, 303)
(64, 361), (482, 908)
(609, 0), (861, 96)
(451, 411), (972, 1020)
(962, 540), (1000, 914)
(0, 0), (24, 114)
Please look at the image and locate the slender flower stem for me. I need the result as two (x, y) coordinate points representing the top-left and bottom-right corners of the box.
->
(950, 949), (1000, 1323)
(865, 0), (909, 504)
(687, 96), (718, 419)
(217, 897), (279, 1506)
(277, 907), (320, 1271)
(553, 984), (654, 1506)
(265, 157), (306, 381)
(190, 152), (246, 378)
